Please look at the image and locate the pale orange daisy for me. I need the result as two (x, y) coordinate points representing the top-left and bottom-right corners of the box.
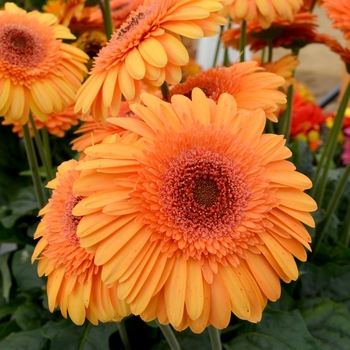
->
(32, 159), (130, 325)
(322, 0), (350, 40)
(74, 0), (227, 122)
(259, 54), (299, 86)
(169, 61), (286, 122)
(2, 104), (80, 138)
(223, 0), (303, 28)
(71, 101), (136, 153)
(0, 2), (89, 125)
(72, 89), (317, 333)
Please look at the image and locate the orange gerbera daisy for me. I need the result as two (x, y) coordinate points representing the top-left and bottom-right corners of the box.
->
(222, 11), (318, 52)
(71, 101), (136, 153)
(2, 104), (80, 138)
(323, 37), (350, 70)
(0, 3), (89, 125)
(72, 89), (317, 333)
(259, 54), (299, 86)
(169, 61), (286, 122)
(223, 0), (303, 28)
(74, 0), (227, 122)
(32, 159), (130, 325)
(322, 0), (350, 40)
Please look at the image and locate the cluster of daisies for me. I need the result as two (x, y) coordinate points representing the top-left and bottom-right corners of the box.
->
(0, 0), (325, 333)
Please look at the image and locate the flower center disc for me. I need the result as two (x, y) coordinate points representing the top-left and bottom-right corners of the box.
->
(0, 24), (45, 67)
(159, 147), (249, 239)
(61, 194), (83, 246)
(193, 177), (219, 207)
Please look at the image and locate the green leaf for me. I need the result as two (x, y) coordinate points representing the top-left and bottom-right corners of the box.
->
(0, 296), (26, 320)
(289, 139), (315, 179)
(11, 245), (45, 292)
(298, 262), (350, 312)
(0, 328), (48, 350)
(0, 320), (21, 341)
(41, 319), (117, 350)
(0, 252), (12, 302)
(224, 307), (321, 350)
(13, 302), (53, 331)
(299, 297), (350, 350)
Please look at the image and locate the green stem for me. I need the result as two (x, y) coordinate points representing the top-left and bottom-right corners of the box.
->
(156, 321), (181, 350)
(267, 38), (273, 63)
(22, 123), (46, 209)
(212, 26), (224, 67)
(208, 326), (222, 350)
(29, 114), (54, 181)
(223, 48), (230, 67)
(278, 83), (294, 142)
(100, 0), (114, 40)
(239, 20), (246, 62)
(311, 81), (350, 204)
(117, 321), (131, 350)
(78, 323), (91, 350)
(260, 47), (266, 65)
(312, 162), (350, 258)
(265, 119), (275, 134)
(41, 127), (53, 172)
(161, 81), (170, 100)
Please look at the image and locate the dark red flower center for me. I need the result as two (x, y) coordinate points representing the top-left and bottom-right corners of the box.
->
(159, 147), (250, 238)
(0, 24), (45, 67)
(62, 194), (83, 246)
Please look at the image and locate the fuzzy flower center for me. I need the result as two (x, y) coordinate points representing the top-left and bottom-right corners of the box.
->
(116, 6), (148, 42)
(61, 193), (83, 246)
(159, 147), (250, 239)
(0, 24), (46, 67)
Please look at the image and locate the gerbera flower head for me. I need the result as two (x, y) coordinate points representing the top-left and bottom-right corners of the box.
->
(323, 37), (350, 73)
(258, 54), (299, 86)
(71, 101), (136, 153)
(72, 30), (107, 70)
(2, 104), (80, 138)
(223, 0), (303, 29)
(74, 0), (227, 122)
(289, 90), (330, 150)
(0, 2), (89, 124)
(222, 11), (319, 52)
(322, 0), (350, 40)
(72, 89), (317, 333)
(169, 61), (286, 122)
(32, 159), (130, 325)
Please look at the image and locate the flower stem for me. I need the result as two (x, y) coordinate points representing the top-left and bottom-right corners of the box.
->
(156, 321), (181, 350)
(312, 161), (350, 257)
(29, 114), (54, 181)
(311, 80), (350, 205)
(239, 20), (246, 62)
(117, 320), (131, 350)
(212, 25), (224, 67)
(278, 83), (294, 142)
(41, 127), (53, 173)
(100, 0), (114, 40)
(267, 38), (273, 63)
(22, 123), (46, 209)
(208, 326), (222, 350)
(161, 81), (170, 100)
